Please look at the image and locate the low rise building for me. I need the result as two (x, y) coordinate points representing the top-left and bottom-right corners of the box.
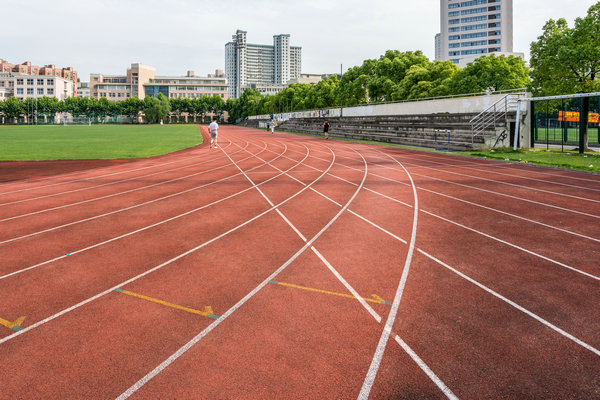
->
(0, 72), (74, 100)
(90, 65), (228, 101)
(0, 59), (78, 96)
(145, 71), (228, 100)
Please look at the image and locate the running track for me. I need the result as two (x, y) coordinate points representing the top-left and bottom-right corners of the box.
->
(0, 125), (599, 399)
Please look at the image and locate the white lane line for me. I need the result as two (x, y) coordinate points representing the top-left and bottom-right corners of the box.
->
(0, 142), (241, 208)
(394, 336), (459, 400)
(0, 145), (254, 223)
(255, 144), (600, 279)
(0, 142), (297, 280)
(116, 135), (365, 400)
(0, 135), (324, 345)
(0, 145), (223, 197)
(419, 209), (600, 281)
(359, 151), (420, 399)
(400, 160), (600, 203)
(242, 136), (457, 399)
(370, 146), (600, 184)
(414, 158), (600, 193)
(287, 146), (600, 221)
(417, 249), (600, 358)
(0, 142), (275, 245)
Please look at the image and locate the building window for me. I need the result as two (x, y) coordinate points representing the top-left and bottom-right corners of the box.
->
(37, 88), (44, 95)
(462, 23), (487, 31)
(449, 3), (460, 8)
(37, 79), (44, 85)
(449, 51), (460, 57)
(48, 88), (54, 95)
(461, 15), (487, 23)
(450, 59), (460, 64)
(26, 88), (34, 94)
(462, 31), (487, 39)
(461, 7), (487, 15)
(449, 35), (461, 40)
(461, 0), (487, 5)
(17, 79), (24, 85)
(27, 79), (34, 85)
(449, 27), (460, 32)
(47, 79), (54, 85)
(449, 43), (461, 48)
(17, 88), (23, 94)
(449, 19), (460, 25)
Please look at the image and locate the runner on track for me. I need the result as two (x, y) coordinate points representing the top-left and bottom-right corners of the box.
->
(323, 120), (330, 139)
(209, 117), (219, 149)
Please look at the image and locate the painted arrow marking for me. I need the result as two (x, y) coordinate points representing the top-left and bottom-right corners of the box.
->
(115, 289), (219, 319)
(0, 316), (26, 331)
(269, 281), (392, 305)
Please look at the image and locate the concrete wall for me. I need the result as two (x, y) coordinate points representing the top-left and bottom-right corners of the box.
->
(342, 93), (513, 117)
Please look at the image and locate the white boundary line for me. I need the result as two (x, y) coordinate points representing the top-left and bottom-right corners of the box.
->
(0, 133), (333, 346)
(0, 140), (302, 279)
(0, 142), (239, 208)
(0, 143), (253, 223)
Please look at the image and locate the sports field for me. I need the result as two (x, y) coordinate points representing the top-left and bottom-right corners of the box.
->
(0, 125), (598, 398)
(0, 125), (203, 161)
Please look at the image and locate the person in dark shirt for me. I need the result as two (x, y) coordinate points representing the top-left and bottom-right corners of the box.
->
(323, 120), (330, 139)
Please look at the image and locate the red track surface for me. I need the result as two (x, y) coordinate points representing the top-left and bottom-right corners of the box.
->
(1, 125), (599, 399)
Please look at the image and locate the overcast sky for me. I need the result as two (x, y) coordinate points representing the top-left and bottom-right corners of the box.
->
(2, 0), (598, 81)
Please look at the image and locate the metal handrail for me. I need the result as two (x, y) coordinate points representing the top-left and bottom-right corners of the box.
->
(470, 93), (526, 143)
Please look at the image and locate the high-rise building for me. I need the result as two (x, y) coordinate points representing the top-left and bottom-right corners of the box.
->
(435, 0), (523, 67)
(225, 30), (302, 98)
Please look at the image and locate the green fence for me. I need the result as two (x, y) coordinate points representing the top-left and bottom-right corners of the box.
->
(531, 94), (600, 150)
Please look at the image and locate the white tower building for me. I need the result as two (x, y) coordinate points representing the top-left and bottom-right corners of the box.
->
(436, 0), (523, 67)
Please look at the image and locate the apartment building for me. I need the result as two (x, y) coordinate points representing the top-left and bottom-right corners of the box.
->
(436, 0), (523, 67)
(0, 72), (74, 101)
(225, 30), (302, 98)
(0, 59), (78, 96)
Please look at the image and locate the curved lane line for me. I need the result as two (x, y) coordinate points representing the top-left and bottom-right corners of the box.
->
(115, 135), (364, 399)
(0, 142), (238, 208)
(0, 140), (294, 279)
(0, 134), (317, 344)
(358, 150), (420, 399)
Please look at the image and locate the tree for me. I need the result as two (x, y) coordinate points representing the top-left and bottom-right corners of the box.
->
(529, 2), (600, 150)
(448, 54), (529, 95)
(144, 93), (171, 124)
(3, 97), (24, 123)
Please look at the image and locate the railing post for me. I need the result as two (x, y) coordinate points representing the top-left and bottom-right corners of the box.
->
(447, 129), (450, 151)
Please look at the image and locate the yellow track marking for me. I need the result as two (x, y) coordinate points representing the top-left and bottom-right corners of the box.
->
(270, 281), (392, 305)
(115, 289), (217, 319)
(0, 316), (26, 331)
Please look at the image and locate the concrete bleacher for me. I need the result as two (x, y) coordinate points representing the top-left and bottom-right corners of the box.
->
(255, 113), (513, 151)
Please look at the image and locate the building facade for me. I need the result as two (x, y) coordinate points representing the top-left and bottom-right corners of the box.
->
(90, 64), (228, 101)
(0, 72), (74, 101)
(90, 63), (156, 100)
(145, 71), (228, 99)
(436, 0), (522, 67)
(225, 30), (302, 98)
(0, 59), (78, 97)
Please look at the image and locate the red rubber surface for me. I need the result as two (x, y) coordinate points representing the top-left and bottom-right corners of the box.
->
(0, 125), (599, 399)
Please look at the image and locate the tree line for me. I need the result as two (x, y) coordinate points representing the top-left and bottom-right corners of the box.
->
(227, 2), (600, 122)
(0, 93), (226, 124)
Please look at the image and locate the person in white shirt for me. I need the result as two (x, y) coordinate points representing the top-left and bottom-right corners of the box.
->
(209, 117), (219, 149)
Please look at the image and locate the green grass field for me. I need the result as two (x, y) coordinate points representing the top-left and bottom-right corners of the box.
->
(0, 125), (203, 161)
(533, 127), (600, 144)
(460, 148), (600, 173)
